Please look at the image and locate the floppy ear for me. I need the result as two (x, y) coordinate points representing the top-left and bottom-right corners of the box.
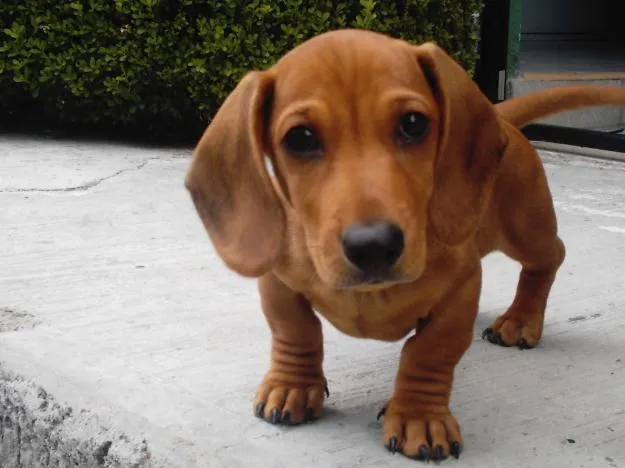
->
(414, 43), (508, 245)
(185, 71), (285, 277)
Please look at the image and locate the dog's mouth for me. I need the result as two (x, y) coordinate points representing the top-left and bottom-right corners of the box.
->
(335, 270), (411, 291)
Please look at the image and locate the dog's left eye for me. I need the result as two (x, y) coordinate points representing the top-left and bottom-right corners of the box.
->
(282, 125), (323, 158)
(397, 112), (430, 145)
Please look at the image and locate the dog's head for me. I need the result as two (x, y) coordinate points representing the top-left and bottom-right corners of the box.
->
(185, 29), (508, 290)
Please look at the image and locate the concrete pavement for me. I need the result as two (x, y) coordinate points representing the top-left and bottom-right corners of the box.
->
(1, 135), (624, 467)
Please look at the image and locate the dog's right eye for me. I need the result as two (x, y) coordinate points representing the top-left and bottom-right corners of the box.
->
(282, 125), (323, 158)
(396, 112), (430, 146)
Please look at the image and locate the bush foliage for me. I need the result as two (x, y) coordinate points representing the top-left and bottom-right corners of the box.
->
(1, 0), (484, 140)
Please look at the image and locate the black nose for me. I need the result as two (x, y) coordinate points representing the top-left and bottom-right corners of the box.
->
(341, 221), (404, 276)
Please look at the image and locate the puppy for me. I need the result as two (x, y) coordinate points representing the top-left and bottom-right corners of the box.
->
(185, 29), (625, 461)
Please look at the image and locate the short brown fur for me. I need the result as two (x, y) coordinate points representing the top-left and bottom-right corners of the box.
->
(185, 29), (625, 461)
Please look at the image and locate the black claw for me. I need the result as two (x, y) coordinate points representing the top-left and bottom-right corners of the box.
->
(483, 328), (510, 347)
(450, 441), (461, 459)
(497, 334), (510, 346)
(518, 338), (534, 350)
(377, 406), (387, 421)
(416, 444), (430, 461)
(433, 445), (446, 461)
(270, 407), (281, 425)
(255, 402), (265, 418)
(305, 408), (317, 422)
(386, 436), (399, 454)
(325, 384), (330, 398)
(281, 411), (294, 426)
(483, 327), (495, 343)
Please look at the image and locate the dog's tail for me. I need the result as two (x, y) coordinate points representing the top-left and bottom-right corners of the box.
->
(495, 85), (625, 128)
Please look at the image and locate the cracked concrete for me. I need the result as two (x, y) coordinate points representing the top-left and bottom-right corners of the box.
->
(0, 136), (188, 193)
(1, 136), (625, 467)
(0, 158), (156, 194)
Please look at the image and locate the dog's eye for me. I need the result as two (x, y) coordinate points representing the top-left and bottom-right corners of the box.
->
(282, 125), (323, 158)
(397, 112), (430, 145)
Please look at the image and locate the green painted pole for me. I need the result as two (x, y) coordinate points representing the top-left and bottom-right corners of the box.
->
(507, 0), (523, 80)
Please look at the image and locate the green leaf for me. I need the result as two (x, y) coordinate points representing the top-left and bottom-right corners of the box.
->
(4, 22), (26, 39)
(0, 0), (483, 139)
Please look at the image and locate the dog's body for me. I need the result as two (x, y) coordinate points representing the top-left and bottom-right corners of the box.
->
(185, 29), (625, 461)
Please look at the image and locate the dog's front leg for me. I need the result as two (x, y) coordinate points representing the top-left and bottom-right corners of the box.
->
(381, 269), (481, 461)
(253, 271), (327, 426)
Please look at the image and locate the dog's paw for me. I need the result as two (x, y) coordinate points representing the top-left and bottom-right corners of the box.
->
(482, 310), (542, 349)
(378, 402), (463, 461)
(253, 376), (328, 426)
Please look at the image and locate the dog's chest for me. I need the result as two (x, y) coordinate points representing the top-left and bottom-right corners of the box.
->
(305, 283), (436, 341)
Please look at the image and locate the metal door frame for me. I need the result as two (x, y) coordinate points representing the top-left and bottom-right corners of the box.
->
(474, 0), (625, 153)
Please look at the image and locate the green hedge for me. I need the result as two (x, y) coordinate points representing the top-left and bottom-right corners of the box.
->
(1, 0), (484, 140)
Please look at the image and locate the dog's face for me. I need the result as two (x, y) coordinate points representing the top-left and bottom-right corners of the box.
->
(267, 33), (439, 289)
(185, 29), (507, 290)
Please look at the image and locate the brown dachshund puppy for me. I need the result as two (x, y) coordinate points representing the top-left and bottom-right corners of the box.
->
(185, 29), (625, 461)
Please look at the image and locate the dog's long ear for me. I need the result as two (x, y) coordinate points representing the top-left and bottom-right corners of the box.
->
(414, 43), (508, 245)
(185, 71), (284, 277)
